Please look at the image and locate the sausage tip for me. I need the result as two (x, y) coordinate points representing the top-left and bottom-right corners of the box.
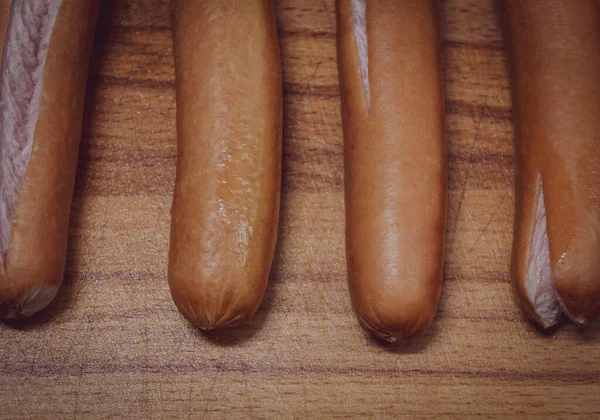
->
(0, 284), (59, 319)
(356, 301), (436, 343)
(555, 284), (600, 326)
(170, 285), (258, 331)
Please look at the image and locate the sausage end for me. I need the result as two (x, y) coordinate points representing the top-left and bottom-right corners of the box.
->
(553, 266), (600, 326)
(0, 283), (59, 319)
(169, 275), (263, 331)
(353, 295), (438, 342)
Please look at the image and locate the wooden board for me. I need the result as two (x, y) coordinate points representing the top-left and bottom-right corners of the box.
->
(1, 1), (599, 418)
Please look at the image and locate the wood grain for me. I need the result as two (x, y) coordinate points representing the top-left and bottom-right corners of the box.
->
(1, 0), (599, 418)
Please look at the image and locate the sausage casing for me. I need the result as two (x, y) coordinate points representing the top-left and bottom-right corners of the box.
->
(169, 0), (282, 330)
(502, 0), (600, 326)
(0, 0), (99, 318)
(337, 0), (447, 341)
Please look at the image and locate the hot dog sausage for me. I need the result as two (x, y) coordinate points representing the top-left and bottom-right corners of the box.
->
(0, 0), (99, 319)
(337, 0), (447, 341)
(169, 0), (282, 330)
(501, 0), (600, 327)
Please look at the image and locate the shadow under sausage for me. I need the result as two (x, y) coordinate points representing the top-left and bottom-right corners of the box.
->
(369, 324), (439, 354)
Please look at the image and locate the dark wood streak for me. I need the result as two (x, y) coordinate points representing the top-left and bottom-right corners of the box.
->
(280, 29), (335, 38)
(93, 75), (175, 90)
(0, 362), (598, 383)
(443, 39), (505, 52)
(446, 99), (512, 121)
(283, 82), (340, 98)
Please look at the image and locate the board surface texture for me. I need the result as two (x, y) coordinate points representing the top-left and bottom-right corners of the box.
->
(1, 1), (599, 418)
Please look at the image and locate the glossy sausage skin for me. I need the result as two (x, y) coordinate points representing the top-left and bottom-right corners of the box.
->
(502, 0), (600, 327)
(0, 0), (99, 319)
(337, 0), (447, 342)
(169, 0), (282, 330)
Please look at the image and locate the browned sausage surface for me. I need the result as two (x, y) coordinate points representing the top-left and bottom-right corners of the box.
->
(337, 0), (447, 341)
(0, 0), (99, 319)
(502, 0), (600, 327)
(169, 0), (282, 330)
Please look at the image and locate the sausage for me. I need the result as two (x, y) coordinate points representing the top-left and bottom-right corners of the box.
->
(501, 0), (600, 327)
(168, 0), (282, 330)
(336, 0), (447, 342)
(0, 0), (99, 319)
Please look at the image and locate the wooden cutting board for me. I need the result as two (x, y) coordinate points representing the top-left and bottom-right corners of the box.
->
(1, 1), (599, 418)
